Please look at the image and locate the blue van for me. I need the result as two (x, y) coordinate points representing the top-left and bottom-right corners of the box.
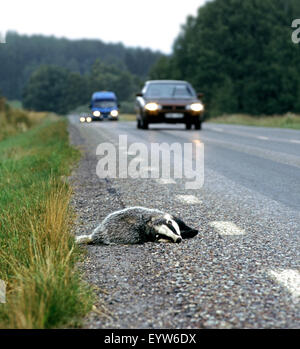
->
(90, 91), (119, 121)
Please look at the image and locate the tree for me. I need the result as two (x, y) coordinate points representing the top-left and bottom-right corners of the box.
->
(23, 65), (87, 114)
(87, 60), (142, 102)
(151, 0), (300, 116)
(149, 56), (175, 80)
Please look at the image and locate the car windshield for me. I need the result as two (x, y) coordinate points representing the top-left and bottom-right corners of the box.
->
(146, 83), (194, 98)
(93, 100), (117, 108)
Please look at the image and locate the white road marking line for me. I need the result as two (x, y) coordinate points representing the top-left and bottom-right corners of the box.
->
(175, 195), (201, 204)
(199, 135), (300, 168)
(268, 269), (300, 302)
(207, 125), (299, 144)
(209, 221), (246, 236)
(155, 178), (177, 185)
(256, 136), (269, 140)
(211, 127), (224, 132)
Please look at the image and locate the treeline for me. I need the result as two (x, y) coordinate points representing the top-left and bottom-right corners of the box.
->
(150, 0), (300, 117)
(0, 31), (162, 109)
(22, 61), (142, 114)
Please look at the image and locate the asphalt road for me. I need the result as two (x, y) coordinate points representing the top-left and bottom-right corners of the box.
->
(68, 116), (300, 328)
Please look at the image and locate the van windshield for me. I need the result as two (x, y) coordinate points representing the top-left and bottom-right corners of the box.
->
(93, 100), (117, 108)
(146, 84), (194, 98)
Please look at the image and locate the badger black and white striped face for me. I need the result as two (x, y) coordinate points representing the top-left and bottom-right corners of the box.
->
(153, 214), (182, 243)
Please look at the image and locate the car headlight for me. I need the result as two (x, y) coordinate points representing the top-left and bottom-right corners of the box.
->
(80, 117), (86, 123)
(110, 110), (119, 117)
(93, 111), (101, 117)
(86, 117), (92, 123)
(145, 102), (160, 112)
(189, 103), (204, 112)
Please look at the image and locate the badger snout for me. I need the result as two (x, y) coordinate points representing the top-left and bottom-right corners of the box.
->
(155, 221), (183, 243)
(156, 234), (182, 243)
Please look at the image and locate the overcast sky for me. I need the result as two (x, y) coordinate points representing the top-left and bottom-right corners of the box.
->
(1, 0), (206, 53)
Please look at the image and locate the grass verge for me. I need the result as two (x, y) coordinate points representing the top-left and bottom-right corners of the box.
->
(0, 97), (47, 141)
(0, 115), (93, 328)
(207, 113), (300, 130)
(119, 113), (136, 122)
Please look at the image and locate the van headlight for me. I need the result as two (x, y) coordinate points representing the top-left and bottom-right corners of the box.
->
(110, 110), (119, 117)
(93, 111), (101, 117)
(86, 117), (92, 123)
(145, 102), (160, 112)
(80, 117), (86, 123)
(188, 103), (204, 112)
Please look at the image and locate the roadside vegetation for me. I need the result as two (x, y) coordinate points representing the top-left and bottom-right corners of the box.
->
(208, 113), (300, 130)
(0, 98), (93, 328)
(0, 96), (45, 141)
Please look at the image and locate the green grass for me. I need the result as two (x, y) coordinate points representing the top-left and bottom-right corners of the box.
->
(119, 113), (136, 122)
(7, 100), (23, 109)
(207, 113), (300, 130)
(0, 116), (94, 328)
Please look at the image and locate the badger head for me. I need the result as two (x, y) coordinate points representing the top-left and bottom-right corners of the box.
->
(149, 213), (198, 243)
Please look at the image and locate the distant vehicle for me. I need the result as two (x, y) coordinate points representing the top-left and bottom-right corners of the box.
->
(89, 91), (119, 121)
(79, 112), (92, 123)
(135, 80), (204, 130)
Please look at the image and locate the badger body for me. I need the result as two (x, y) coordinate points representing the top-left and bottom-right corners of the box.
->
(76, 207), (198, 245)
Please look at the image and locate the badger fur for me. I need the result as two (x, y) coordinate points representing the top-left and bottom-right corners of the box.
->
(75, 207), (198, 245)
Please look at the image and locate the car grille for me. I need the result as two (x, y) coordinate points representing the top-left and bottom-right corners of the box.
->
(162, 105), (186, 112)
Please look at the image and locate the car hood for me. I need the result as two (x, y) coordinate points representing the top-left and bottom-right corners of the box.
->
(92, 107), (117, 112)
(143, 97), (200, 105)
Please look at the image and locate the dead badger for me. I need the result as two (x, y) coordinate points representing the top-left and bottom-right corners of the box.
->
(76, 207), (198, 245)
